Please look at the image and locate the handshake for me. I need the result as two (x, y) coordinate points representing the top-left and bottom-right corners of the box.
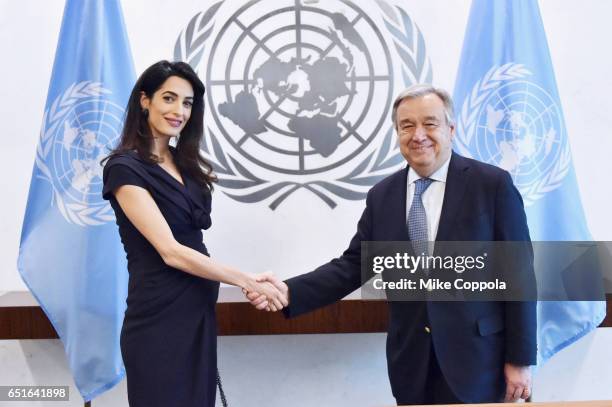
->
(241, 272), (289, 312)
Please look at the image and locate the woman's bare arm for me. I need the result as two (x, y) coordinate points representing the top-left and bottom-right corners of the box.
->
(113, 184), (287, 309)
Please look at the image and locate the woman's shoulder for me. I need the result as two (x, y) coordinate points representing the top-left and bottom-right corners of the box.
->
(103, 150), (155, 182)
(104, 150), (151, 170)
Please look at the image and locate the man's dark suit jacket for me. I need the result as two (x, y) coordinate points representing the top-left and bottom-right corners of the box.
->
(284, 152), (537, 404)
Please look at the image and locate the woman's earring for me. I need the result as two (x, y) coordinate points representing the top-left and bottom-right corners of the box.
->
(142, 108), (149, 117)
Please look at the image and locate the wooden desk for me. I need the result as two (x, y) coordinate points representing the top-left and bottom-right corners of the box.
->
(407, 400), (612, 407)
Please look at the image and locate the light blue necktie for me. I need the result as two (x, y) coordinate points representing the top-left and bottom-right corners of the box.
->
(408, 178), (433, 256)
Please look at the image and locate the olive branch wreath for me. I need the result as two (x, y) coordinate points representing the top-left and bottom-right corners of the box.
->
(174, 1), (431, 209)
(454, 63), (571, 206)
(36, 81), (116, 226)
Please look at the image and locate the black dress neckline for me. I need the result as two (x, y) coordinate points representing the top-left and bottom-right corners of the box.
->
(155, 162), (185, 188)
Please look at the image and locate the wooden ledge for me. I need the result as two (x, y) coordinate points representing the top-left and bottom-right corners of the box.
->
(1, 297), (610, 339)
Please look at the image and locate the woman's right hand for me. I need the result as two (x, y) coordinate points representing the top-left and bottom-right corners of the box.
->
(242, 274), (288, 311)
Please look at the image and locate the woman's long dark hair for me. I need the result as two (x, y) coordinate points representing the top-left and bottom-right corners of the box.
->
(103, 60), (216, 189)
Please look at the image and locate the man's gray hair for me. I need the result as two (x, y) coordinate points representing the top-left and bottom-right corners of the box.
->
(391, 84), (455, 129)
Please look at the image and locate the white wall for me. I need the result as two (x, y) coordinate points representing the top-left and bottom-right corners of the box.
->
(1, 0), (611, 292)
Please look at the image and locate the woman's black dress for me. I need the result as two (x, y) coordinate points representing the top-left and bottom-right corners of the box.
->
(102, 150), (218, 407)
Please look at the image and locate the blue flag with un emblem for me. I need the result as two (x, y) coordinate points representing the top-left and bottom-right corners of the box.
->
(452, 0), (605, 363)
(17, 0), (135, 400)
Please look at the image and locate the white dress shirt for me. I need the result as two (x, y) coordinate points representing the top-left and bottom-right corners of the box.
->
(405, 156), (451, 243)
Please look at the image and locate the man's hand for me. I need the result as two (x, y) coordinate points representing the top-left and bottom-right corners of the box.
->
(504, 363), (532, 402)
(243, 272), (289, 311)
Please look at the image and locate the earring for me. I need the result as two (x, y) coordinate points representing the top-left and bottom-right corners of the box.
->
(142, 108), (149, 117)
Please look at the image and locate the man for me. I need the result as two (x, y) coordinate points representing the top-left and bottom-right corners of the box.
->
(247, 85), (536, 404)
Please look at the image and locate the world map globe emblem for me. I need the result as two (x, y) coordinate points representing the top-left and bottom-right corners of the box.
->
(37, 82), (125, 225)
(469, 80), (568, 197)
(52, 100), (124, 200)
(175, 0), (431, 207)
(205, 0), (394, 175)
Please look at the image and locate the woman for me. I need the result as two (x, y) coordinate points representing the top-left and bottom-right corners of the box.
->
(102, 60), (286, 407)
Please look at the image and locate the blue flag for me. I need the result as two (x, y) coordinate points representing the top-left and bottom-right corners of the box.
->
(17, 0), (135, 400)
(452, 0), (605, 363)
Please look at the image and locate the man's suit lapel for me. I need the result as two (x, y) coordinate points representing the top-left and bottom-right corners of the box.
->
(435, 152), (470, 242)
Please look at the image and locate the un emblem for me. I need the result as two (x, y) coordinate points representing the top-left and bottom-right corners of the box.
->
(455, 63), (570, 206)
(35, 82), (123, 226)
(175, 0), (432, 209)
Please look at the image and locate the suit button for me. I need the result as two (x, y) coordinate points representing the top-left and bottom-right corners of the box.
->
(424, 326), (431, 333)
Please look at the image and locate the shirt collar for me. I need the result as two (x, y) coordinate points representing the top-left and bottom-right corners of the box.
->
(408, 155), (451, 185)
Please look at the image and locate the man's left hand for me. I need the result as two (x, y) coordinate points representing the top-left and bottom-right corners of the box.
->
(504, 363), (532, 402)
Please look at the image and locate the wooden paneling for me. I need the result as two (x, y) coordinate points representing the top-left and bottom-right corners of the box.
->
(1, 296), (610, 340)
(216, 300), (388, 335)
(0, 307), (58, 339)
(602, 294), (612, 328)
